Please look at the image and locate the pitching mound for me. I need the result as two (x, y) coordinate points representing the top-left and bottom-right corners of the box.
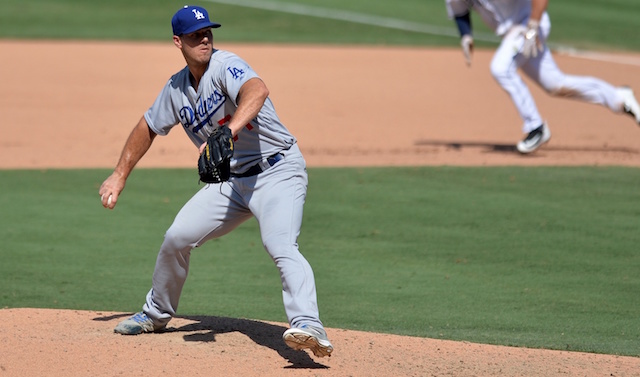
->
(1, 308), (638, 376)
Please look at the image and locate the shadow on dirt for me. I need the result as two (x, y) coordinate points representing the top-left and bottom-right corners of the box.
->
(175, 315), (328, 369)
(415, 140), (639, 154)
(93, 313), (328, 369)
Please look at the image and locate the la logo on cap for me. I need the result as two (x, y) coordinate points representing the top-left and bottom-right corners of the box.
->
(192, 8), (205, 20)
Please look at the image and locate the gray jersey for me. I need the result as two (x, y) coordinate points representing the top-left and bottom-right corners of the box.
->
(446, 0), (536, 36)
(144, 49), (296, 173)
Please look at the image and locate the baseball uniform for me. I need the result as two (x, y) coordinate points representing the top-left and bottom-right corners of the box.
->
(102, 5), (333, 357)
(445, 0), (639, 152)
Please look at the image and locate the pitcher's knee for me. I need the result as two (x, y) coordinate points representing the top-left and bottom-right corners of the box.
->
(263, 237), (299, 259)
(162, 225), (199, 252)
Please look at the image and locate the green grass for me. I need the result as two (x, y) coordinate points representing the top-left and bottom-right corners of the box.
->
(0, 0), (639, 51)
(1, 167), (638, 356)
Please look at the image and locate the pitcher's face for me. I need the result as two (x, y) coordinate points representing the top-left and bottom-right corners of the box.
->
(175, 28), (214, 65)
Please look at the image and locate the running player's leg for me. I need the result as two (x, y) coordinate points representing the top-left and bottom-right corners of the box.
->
(519, 11), (622, 113)
(522, 48), (622, 111)
(490, 27), (544, 133)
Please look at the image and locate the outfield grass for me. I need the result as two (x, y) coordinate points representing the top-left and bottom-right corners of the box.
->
(0, 0), (639, 51)
(0, 168), (638, 356)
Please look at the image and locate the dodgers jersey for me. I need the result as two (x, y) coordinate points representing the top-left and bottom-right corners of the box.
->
(446, 0), (539, 36)
(144, 49), (296, 173)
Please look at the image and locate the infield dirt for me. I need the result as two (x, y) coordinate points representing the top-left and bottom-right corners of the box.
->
(0, 40), (639, 376)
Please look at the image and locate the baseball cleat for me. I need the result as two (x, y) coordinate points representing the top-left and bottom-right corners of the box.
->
(114, 312), (163, 335)
(617, 86), (640, 125)
(517, 122), (551, 154)
(283, 324), (334, 357)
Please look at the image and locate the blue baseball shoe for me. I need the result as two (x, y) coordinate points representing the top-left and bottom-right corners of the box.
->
(114, 312), (163, 335)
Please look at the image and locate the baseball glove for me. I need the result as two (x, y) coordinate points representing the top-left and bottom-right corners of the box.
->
(198, 126), (234, 183)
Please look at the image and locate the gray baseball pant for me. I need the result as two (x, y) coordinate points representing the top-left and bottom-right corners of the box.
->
(141, 144), (323, 330)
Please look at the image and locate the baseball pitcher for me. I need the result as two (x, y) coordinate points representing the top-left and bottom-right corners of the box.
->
(98, 5), (333, 358)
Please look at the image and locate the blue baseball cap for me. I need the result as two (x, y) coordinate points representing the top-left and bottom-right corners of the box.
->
(171, 5), (221, 36)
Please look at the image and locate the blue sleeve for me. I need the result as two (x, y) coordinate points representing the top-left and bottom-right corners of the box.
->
(454, 12), (472, 36)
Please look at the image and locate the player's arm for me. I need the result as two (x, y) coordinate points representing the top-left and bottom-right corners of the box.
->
(454, 12), (474, 66)
(227, 77), (269, 136)
(529, 0), (548, 23)
(99, 116), (157, 209)
(198, 77), (268, 153)
(454, 11), (472, 37)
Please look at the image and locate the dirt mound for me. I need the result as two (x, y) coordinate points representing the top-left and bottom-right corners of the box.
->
(1, 308), (638, 376)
